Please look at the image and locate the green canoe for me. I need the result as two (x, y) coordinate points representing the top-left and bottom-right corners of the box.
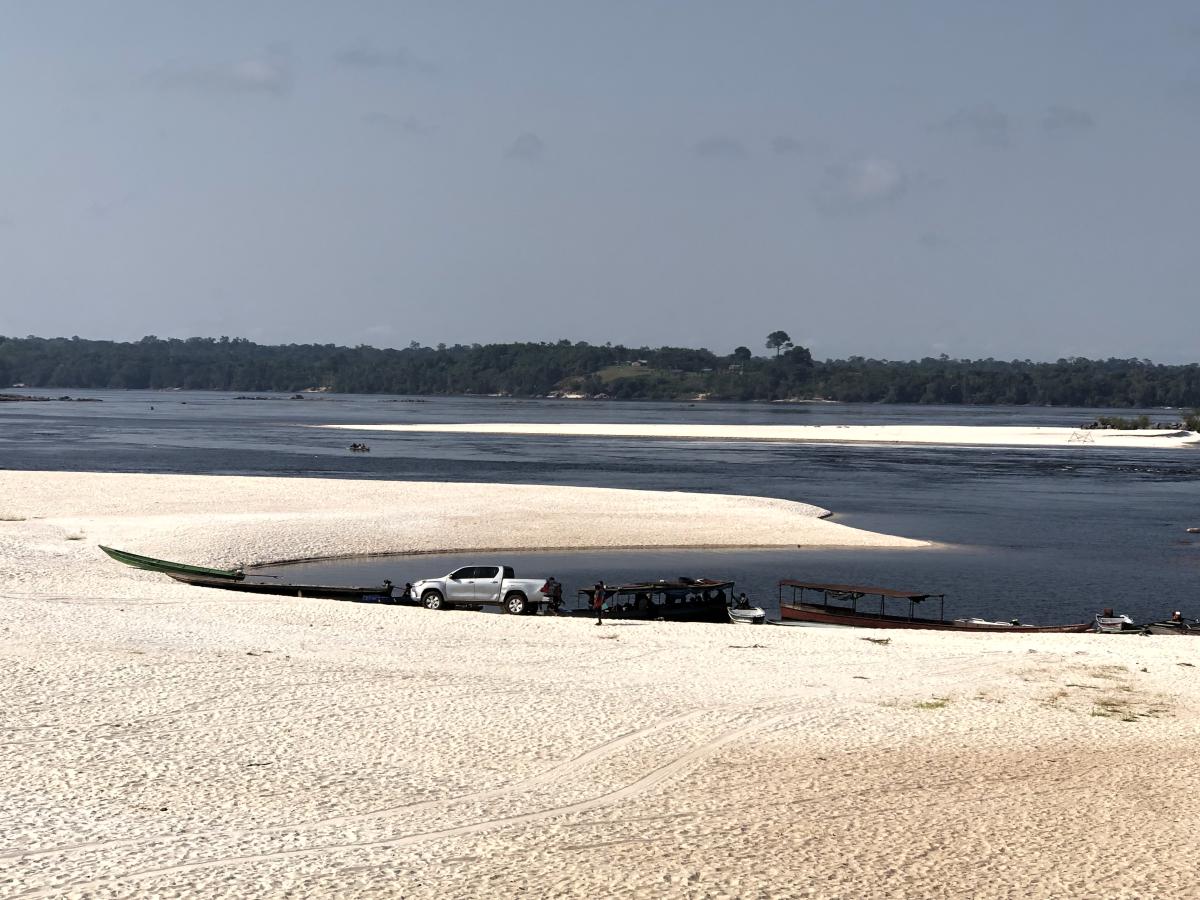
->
(99, 545), (245, 581)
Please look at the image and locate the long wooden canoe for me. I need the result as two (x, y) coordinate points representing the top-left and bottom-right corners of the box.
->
(167, 572), (392, 600)
(99, 545), (245, 581)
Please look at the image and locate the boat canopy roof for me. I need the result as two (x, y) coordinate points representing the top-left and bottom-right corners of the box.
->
(778, 579), (940, 601)
(579, 578), (733, 596)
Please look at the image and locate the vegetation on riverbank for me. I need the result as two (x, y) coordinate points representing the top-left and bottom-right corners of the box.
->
(3, 334), (1200, 408)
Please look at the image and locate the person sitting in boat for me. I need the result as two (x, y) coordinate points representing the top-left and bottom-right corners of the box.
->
(1172, 610), (1183, 623)
(735, 593), (751, 610)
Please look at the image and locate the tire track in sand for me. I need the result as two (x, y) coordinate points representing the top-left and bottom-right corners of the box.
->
(2, 706), (707, 864)
(13, 704), (798, 898)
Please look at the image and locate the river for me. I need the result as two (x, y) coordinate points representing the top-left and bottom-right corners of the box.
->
(3, 389), (1198, 623)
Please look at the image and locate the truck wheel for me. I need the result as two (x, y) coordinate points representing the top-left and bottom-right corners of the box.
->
(422, 589), (446, 611)
(503, 592), (528, 615)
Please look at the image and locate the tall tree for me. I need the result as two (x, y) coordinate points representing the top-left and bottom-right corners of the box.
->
(765, 331), (793, 356)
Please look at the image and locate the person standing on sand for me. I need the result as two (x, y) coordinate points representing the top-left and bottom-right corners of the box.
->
(593, 581), (605, 625)
(542, 576), (563, 614)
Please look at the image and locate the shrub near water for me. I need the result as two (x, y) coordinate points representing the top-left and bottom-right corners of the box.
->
(1092, 410), (1200, 430)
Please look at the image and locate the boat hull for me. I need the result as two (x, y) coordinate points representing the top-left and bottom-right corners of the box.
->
(779, 602), (1091, 633)
(600, 604), (730, 624)
(1143, 622), (1200, 636)
(101, 545), (244, 580)
(728, 607), (766, 625)
(168, 573), (392, 601)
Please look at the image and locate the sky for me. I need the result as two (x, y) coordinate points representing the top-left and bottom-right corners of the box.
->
(2, 1), (1200, 361)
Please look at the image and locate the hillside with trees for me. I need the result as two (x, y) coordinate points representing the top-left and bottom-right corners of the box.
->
(2, 333), (1199, 408)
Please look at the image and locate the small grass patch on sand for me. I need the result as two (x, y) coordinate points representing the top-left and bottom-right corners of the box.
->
(915, 697), (950, 710)
(1041, 664), (1173, 721)
(1089, 693), (1170, 722)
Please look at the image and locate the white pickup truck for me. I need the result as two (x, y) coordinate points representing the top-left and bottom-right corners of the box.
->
(409, 565), (550, 615)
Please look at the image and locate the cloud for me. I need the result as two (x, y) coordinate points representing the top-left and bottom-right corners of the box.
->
(693, 136), (748, 160)
(505, 133), (545, 162)
(147, 50), (292, 97)
(771, 135), (815, 156)
(936, 102), (1011, 148)
(361, 112), (429, 137)
(813, 158), (907, 215)
(1041, 105), (1095, 135)
(335, 42), (432, 74)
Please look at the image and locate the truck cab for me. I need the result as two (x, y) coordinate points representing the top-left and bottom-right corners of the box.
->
(442, 565), (511, 603)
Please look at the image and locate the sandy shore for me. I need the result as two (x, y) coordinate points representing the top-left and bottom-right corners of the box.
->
(321, 422), (1200, 450)
(2, 471), (1198, 899)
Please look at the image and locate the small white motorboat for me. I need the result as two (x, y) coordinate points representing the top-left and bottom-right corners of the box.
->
(1094, 610), (1141, 634)
(728, 605), (766, 625)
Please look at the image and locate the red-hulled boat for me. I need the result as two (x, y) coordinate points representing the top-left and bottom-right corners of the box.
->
(777, 580), (1091, 633)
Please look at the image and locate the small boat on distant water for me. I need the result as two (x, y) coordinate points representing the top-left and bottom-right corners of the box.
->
(100, 545), (245, 581)
(777, 580), (1091, 633)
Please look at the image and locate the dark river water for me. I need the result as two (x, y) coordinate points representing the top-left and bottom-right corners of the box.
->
(3, 389), (1199, 624)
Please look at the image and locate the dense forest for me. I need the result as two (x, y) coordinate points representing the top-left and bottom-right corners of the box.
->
(3, 334), (1200, 408)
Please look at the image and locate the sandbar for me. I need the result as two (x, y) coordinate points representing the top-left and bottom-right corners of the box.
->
(321, 422), (1200, 449)
(1, 470), (1197, 899)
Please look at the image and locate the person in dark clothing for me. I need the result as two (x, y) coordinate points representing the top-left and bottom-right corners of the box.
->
(542, 576), (564, 614)
(592, 581), (605, 625)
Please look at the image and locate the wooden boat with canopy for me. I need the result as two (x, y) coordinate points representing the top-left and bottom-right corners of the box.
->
(577, 578), (735, 623)
(777, 580), (1091, 633)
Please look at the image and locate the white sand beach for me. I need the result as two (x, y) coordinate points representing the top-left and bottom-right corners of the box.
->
(321, 422), (1200, 450)
(2, 470), (1198, 899)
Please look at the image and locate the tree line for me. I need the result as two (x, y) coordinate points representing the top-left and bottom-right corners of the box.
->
(2, 334), (1199, 408)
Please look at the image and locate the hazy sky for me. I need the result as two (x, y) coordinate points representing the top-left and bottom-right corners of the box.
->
(3, 2), (1199, 360)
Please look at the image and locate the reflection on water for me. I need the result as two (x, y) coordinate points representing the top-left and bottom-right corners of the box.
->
(5, 389), (1200, 625)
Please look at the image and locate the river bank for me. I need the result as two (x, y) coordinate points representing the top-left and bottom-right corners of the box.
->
(1, 470), (1197, 898)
